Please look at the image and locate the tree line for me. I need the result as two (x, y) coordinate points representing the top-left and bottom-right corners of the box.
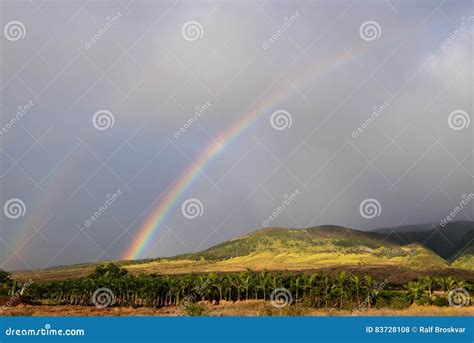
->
(0, 264), (471, 309)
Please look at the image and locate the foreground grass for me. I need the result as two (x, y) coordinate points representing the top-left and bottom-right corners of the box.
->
(1, 301), (472, 317)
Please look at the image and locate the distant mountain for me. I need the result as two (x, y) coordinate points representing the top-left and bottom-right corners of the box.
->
(377, 221), (474, 262)
(448, 229), (474, 269)
(373, 223), (437, 234)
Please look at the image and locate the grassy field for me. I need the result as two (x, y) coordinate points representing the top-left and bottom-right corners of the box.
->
(1, 302), (472, 317)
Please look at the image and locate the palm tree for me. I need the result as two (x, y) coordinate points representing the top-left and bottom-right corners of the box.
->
(362, 274), (374, 308)
(214, 275), (226, 304)
(350, 274), (361, 305)
(303, 274), (317, 298)
(420, 276), (436, 304)
(333, 271), (347, 307)
(319, 272), (331, 307)
(404, 281), (424, 305)
(437, 276), (457, 301)
(455, 279), (468, 289)
(257, 270), (269, 300)
(240, 270), (253, 301)
(292, 274), (302, 300)
(230, 274), (241, 301)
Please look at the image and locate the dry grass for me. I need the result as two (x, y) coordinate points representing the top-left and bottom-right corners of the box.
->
(1, 302), (472, 317)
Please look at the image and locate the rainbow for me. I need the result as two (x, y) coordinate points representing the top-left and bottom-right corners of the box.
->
(123, 96), (273, 259)
(1, 142), (90, 266)
(123, 51), (353, 260)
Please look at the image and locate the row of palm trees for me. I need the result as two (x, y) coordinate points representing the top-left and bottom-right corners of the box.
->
(404, 275), (469, 305)
(1, 265), (471, 309)
(21, 266), (387, 308)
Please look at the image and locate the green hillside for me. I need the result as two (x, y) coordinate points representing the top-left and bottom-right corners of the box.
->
(174, 225), (446, 269)
(13, 225), (454, 282)
(379, 221), (474, 267)
(451, 230), (474, 270)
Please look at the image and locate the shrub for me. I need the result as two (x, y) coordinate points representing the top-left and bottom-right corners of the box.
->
(182, 302), (209, 316)
(432, 296), (448, 307)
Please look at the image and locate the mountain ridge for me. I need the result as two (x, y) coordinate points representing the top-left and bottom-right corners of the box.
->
(374, 221), (473, 261)
(10, 222), (473, 283)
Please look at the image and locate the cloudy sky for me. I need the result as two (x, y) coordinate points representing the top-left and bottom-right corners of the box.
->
(0, 0), (472, 270)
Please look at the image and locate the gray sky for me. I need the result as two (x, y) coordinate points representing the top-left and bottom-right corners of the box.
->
(0, 0), (472, 270)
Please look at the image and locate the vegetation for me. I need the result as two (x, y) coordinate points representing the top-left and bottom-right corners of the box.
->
(1, 264), (471, 313)
(181, 302), (209, 316)
(0, 270), (14, 296)
(13, 226), (462, 283)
